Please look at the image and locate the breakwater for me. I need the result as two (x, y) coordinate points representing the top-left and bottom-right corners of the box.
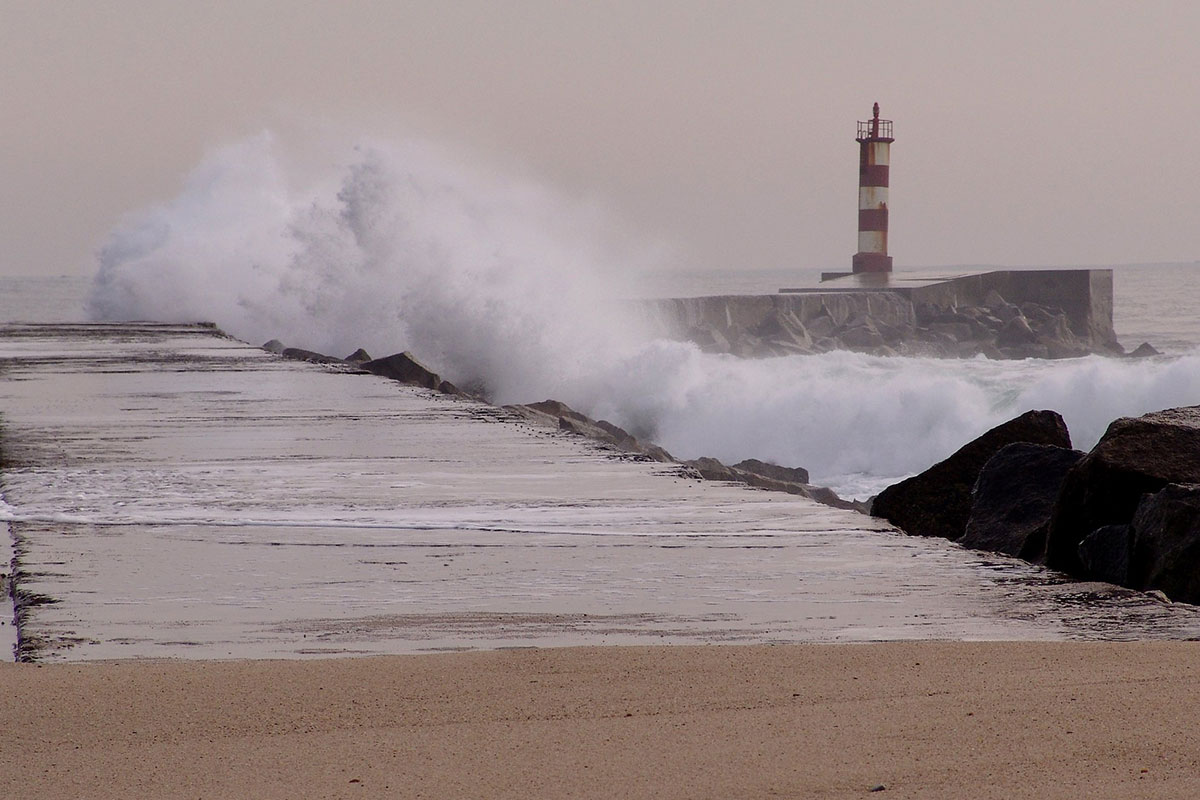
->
(5, 323), (1200, 660)
(644, 269), (1120, 359)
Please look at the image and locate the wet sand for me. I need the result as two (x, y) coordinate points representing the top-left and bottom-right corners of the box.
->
(3, 641), (1199, 799)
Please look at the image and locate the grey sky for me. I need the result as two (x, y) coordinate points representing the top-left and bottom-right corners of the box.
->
(3, 0), (1198, 277)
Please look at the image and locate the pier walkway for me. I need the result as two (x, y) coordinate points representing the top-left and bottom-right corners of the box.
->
(1, 323), (1197, 661)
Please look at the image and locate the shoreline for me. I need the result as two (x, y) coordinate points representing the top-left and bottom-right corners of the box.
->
(3, 641), (1199, 799)
(0, 520), (14, 660)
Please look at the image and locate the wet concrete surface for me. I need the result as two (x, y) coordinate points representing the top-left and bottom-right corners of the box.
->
(1, 323), (1199, 661)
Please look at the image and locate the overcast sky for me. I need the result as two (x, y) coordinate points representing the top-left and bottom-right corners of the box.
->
(3, 1), (1199, 277)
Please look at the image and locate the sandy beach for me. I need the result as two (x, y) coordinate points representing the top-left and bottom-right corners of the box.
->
(3, 641), (1198, 799)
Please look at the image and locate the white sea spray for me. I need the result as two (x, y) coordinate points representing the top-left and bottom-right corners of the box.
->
(88, 134), (1200, 497)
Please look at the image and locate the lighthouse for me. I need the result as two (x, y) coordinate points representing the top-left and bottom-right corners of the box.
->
(852, 102), (893, 274)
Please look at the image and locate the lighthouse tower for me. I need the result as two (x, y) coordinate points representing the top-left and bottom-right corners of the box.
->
(852, 103), (893, 274)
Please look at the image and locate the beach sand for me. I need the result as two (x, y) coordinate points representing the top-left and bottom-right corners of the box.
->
(2, 641), (1198, 799)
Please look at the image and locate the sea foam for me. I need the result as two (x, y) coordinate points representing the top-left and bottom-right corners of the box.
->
(89, 134), (1200, 497)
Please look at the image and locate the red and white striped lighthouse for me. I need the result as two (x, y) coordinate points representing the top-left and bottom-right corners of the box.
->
(852, 102), (894, 274)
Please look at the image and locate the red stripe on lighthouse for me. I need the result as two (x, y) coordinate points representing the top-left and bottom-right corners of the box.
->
(858, 208), (889, 231)
(859, 164), (889, 187)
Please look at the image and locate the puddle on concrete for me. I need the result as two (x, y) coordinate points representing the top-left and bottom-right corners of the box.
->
(2, 323), (1199, 662)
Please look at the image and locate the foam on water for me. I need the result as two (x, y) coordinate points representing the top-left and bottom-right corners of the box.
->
(88, 134), (1200, 497)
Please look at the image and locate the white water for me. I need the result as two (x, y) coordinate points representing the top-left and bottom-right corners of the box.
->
(86, 133), (1200, 498)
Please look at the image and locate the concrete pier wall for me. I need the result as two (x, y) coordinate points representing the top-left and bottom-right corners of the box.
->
(643, 269), (1118, 359)
(646, 291), (915, 338)
(898, 270), (1117, 349)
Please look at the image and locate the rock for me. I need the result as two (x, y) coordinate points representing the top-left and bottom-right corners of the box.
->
(805, 314), (838, 340)
(813, 336), (839, 352)
(929, 321), (974, 343)
(685, 456), (743, 483)
(871, 410), (1071, 540)
(996, 316), (1038, 347)
(958, 443), (1084, 559)
(872, 319), (908, 344)
(526, 399), (591, 424)
(978, 313), (1005, 331)
(344, 348), (372, 363)
(730, 335), (765, 358)
(915, 327), (958, 352)
(912, 301), (944, 325)
(839, 321), (885, 349)
(755, 310), (812, 349)
(1127, 342), (1161, 358)
(931, 310), (975, 326)
(997, 342), (1049, 361)
(1032, 312), (1076, 344)
(361, 351), (445, 391)
(732, 459), (810, 486)
(983, 289), (1008, 309)
(688, 457), (817, 500)
(280, 347), (344, 365)
(990, 303), (1023, 324)
(1044, 341), (1090, 360)
(806, 484), (867, 513)
(513, 400), (673, 462)
(1020, 303), (1058, 325)
(677, 456), (865, 511)
(687, 324), (730, 354)
(261, 339), (285, 354)
(1078, 524), (1132, 585)
(1046, 406), (1200, 574)
(1127, 483), (1200, 603)
(821, 295), (854, 327)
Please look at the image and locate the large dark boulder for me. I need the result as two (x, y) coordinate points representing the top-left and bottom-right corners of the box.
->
(995, 316), (1038, 347)
(958, 443), (1084, 559)
(1078, 524), (1133, 586)
(871, 410), (1071, 539)
(1045, 406), (1200, 574)
(1127, 483), (1200, 603)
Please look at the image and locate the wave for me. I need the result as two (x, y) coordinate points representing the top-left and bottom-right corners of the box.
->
(88, 133), (1200, 498)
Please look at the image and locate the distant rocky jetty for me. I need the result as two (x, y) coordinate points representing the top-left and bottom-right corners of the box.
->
(650, 290), (1134, 359)
(646, 269), (1157, 359)
(263, 340), (862, 512)
(872, 406), (1200, 605)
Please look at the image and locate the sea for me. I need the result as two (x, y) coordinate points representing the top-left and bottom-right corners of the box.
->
(5, 261), (1200, 501)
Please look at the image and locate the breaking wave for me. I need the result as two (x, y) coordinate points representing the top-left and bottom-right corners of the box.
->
(89, 134), (1200, 497)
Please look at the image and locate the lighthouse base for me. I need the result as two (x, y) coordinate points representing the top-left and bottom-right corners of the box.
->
(852, 253), (893, 274)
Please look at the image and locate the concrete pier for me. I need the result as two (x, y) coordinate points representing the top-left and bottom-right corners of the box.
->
(646, 269), (1119, 359)
(2, 323), (1194, 661)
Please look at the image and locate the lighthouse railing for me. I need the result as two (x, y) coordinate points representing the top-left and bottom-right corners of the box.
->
(856, 119), (893, 141)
